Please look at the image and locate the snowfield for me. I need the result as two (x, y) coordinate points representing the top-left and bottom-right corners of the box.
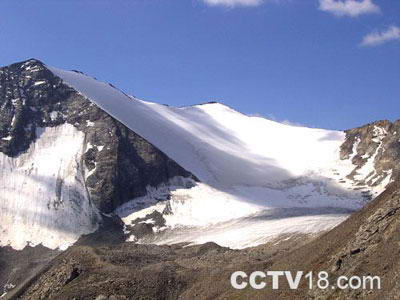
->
(46, 66), (391, 249)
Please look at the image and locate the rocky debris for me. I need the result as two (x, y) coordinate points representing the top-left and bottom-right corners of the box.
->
(0, 245), (59, 300)
(16, 234), (314, 300)
(74, 213), (126, 247)
(305, 183), (400, 299)
(124, 210), (166, 242)
(0, 59), (196, 213)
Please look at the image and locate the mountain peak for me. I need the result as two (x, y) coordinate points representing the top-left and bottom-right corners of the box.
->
(193, 101), (222, 106)
(24, 58), (44, 65)
(2, 58), (45, 69)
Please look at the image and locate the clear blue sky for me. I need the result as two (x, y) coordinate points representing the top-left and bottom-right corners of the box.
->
(1, 0), (399, 130)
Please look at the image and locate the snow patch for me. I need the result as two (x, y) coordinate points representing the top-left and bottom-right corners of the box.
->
(372, 125), (387, 143)
(33, 80), (46, 86)
(49, 111), (58, 121)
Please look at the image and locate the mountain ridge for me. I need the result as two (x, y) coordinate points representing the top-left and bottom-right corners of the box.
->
(0, 58), (399, 299)
(4, 58), (397, 131)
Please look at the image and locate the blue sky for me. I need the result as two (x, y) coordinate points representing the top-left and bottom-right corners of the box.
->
(0, 0), (399, 130)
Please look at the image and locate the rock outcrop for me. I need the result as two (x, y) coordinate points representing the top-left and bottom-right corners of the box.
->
(340, 120), (400, 193)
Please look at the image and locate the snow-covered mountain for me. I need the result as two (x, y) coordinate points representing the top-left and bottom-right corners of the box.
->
(1, 59), (398, 250)
(0, 59), (194, 250)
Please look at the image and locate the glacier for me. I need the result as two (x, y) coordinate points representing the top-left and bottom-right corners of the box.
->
(0, 124), (100, 250)
(46, 66), (391, 249)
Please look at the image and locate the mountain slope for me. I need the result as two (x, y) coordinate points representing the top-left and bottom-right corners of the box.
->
(49, 65), (398, 248)
(0, 59), (195, 250)
(49, 66), (368, 190)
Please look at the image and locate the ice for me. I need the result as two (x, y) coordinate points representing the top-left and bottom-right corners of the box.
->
(0, 124), (100, 250)
(144, 208), (350, 249)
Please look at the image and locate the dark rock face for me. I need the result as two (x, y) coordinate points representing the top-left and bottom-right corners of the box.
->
(0, 59), (61, 156)
(340, 120), (400, 189)
(125, 210), (167, 241)
(0, 59), (196, 213)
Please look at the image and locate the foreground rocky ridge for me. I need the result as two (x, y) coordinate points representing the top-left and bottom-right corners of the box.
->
(13, 231), (315, 300)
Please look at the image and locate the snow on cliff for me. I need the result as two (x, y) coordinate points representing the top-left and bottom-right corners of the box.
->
(0, 125), (99, 250)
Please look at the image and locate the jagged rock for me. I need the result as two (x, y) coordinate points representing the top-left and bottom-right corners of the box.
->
(341, 120), (400, 189)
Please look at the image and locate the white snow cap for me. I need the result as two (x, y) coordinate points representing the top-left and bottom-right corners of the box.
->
(49, 66), (348, 189)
